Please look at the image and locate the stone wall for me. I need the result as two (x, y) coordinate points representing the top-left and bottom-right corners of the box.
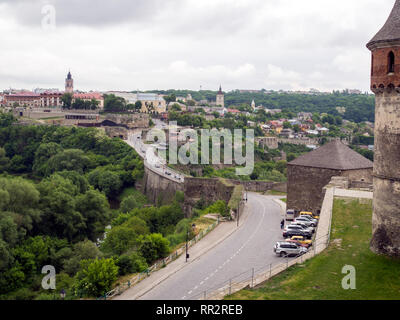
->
(371, 91), (400, 257)
(287, 165), (373, 215)
(142, 165), (184, 205)
(287, 165), (337, 214)
(183, 177), (235, 216)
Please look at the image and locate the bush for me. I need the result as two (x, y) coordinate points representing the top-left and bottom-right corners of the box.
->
(116, 252), (148, 276)
(74, 258), (119, 297)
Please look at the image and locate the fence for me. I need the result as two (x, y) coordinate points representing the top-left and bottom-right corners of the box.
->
(99, 219), (221, 300)
(185, 233), (330, 300)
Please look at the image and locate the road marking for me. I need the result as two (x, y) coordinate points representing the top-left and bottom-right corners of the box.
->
(200, 281), (204, 285)
(188, 291), (192, 295)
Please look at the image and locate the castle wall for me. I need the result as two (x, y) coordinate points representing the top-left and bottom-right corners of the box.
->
(371, 91), (400, 256)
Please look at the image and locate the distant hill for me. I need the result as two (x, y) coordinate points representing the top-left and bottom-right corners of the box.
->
(146, 89), (375, 123)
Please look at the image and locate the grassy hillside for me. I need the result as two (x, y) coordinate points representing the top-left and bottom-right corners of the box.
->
(226, 198), (400, 300)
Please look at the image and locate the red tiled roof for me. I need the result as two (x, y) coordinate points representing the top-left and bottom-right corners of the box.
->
(73, 93), (103, 100)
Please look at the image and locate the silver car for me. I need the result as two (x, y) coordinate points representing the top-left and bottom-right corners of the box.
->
(295, 217), (317, 227)
(274, 242), (308, 257)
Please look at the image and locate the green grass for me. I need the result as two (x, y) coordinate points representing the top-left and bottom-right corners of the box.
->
(226, 198), (400, 300)
(281, 198), (287, 203)
(265, 190), (287, 196)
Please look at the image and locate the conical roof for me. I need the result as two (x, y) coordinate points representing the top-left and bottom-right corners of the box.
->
(288, 140), (373, 170)
(367, 0), (400, 50)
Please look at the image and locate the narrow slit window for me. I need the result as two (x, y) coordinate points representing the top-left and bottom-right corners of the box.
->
(388, 51), (395, 73)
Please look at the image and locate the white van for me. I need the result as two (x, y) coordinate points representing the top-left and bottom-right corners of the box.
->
(286, 209), (295, 222)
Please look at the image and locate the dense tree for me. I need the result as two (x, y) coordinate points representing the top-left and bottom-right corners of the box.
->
(88, 168), (123, 198)
(104, 94), (126, 112)
(63, 240), (102, 276)
(74, 258), (119, 296)
(139, 233), (170, 264)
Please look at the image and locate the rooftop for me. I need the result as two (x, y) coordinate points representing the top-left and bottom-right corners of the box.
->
(288, 140), (373, 170)
(367, 0), (400, 49)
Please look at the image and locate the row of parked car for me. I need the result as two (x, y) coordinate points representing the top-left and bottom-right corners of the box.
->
(274, 212), (320, 257)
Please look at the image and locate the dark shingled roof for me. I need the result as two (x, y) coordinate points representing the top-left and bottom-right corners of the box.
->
(367, 0), (400, 49)
(288, 140), (373, 170)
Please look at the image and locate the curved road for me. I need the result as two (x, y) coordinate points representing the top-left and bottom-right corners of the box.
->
(138, 192), (285, 300)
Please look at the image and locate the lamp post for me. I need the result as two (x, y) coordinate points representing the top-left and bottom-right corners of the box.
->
(186, 223), (196, 263)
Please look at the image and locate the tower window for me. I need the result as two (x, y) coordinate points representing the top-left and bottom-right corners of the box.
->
(388, 51), (395, 73)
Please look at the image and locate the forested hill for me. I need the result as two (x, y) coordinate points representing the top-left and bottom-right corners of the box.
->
(148, 90), (375, 123)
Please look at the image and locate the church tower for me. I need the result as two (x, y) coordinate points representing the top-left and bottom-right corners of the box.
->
(367, 0), (400, 257)
(65, 71), (74, 94)
(216, 85), (224, 108)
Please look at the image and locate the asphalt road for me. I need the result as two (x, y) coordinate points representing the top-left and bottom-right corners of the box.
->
(139, 192), (285, 300)
(126, 129), (184, 183)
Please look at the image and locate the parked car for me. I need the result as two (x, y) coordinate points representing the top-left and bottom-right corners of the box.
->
(283, 228), (312, 240)
(274, 242), (308, 257)
(299, 215), (318, 225)
(155, 164), (160, 168)
(300, 211), (320, 220)
(291, 221), (315, 233)
(294, 217), (317, 228)
(285, 236), (313, 248)
(165, 171), (172, 176)
(289, 221), (315, 233)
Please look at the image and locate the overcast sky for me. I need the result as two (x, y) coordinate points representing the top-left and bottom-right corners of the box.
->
(0, 0), (396, 92)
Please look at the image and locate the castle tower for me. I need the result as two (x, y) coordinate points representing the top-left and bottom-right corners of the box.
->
(251, 99), (256, 111)
(65, 71), (74, 94)
(367, 0), (400, 257)
(216, 85), (224, 108)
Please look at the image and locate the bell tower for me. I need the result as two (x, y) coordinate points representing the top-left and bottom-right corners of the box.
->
(367, 0), (400, 256)
(65, 71), (74, 94)
(216, 85), (224, 108)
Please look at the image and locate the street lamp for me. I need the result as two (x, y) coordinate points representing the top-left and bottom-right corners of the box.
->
(186, 223), (196, 263)
(60, 289), (66, 300)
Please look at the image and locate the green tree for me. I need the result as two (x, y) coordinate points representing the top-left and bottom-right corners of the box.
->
(75, 258), (119, 297)
(0, 147), (10, 173)
(75, 189), (110, 241)
(63, 240), (102, 276)
(139, 233), (170, 264)
(88, 168), (123, 198)
(46, 149), (92, 176)
(61, 93), (73, 109)
(120, 195), (139, 213)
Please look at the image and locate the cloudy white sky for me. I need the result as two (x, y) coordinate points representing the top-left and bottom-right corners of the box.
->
(0, 0), (396, 92)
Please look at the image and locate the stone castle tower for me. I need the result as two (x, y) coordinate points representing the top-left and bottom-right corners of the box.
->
(216, 85), (224, 108)
(65, 71), (74, 94)
(367, 0), (400, 257)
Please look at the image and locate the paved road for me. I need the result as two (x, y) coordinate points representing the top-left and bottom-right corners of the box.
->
(139, 192), (285, 300)
(126, 129), (184, 183)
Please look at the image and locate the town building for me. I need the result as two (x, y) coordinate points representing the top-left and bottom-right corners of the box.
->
(287, 140), (373, 215)
(367, 0), (400, 256)
(73, 92), (104, 109)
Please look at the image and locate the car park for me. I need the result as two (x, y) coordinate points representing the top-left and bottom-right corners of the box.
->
(274, 242), (308, 257)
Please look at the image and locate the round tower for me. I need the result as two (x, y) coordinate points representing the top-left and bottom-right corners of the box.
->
(367, 0), (400, 257)
(65, 71), (74, 94)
